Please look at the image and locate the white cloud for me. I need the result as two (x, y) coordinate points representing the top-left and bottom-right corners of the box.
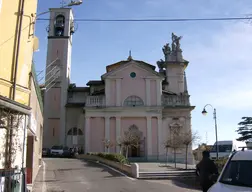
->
(185, 21), (252, 110)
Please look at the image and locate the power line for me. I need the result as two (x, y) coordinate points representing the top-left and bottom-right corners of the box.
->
(36, 16), (252, 22)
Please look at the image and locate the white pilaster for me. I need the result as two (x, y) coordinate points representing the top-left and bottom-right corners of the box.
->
(105, 79), (111, 106)
(116, 117), (121, 153)
(105, 117), (110, 152)
(145, 79), (151, 106)
(116, 79), (122, 106)
(147, 117), (152, 158)
(156, 80), (162, 106)
(157, 117), (163, 158)
(85, 117), (90, 153)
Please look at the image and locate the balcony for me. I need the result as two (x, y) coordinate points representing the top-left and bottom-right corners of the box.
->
(85, 95), (190, 108)
(85, 96), (105, 107)
(162, 95), (190, 107)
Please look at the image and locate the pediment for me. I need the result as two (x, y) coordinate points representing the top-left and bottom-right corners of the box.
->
(101, 60), (164, 80)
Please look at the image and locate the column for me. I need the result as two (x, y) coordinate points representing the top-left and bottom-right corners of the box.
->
(157, 117), (163, 159)
(105, 79), (111, 106)
(156, 79), (162, 106)
(145, 79), (151, 106)
(116, 79), (122, 106)
(116, 117), (121, 153)
(105, 117), (110, 152)
(147, 116), (152, 158)
(85, 117), (90, 153)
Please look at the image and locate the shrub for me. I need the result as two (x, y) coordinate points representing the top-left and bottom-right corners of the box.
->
(215, 158), (228, 172)
(88, 152), (129, 164)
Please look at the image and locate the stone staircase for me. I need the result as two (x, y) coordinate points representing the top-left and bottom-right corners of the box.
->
(137, 162), (197, 179)
(138, 170), (196, 179)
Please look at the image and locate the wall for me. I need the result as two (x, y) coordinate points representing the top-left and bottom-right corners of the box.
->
(0, 0), (38, 105)
(27, 74), (43, 181)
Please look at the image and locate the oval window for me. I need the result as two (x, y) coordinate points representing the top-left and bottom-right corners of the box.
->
(130, 72), (136, 78)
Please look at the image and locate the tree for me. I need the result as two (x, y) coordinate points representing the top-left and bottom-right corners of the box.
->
(236, 117), (252, 142)
(0, 107), (24, 191)
(116, 137), (123, 154)
(120, 130), (140, 159)
(102, 139), (113, 153)
(182, 130), (200, 169)
(164, 133), (183, 168)
(163, 140), (172, 166)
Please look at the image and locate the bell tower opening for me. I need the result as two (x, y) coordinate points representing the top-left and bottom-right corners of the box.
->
(54, 15), (65, 36)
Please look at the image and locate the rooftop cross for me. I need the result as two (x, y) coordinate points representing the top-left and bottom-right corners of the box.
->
(60, 0), (67, 7)
(127, 50), (133, 60)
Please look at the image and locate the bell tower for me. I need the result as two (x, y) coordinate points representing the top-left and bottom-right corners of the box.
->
(157, 33), (188, 94)
(43, 8), (75, 147)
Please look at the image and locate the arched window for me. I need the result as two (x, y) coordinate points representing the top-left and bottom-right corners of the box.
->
(123, 95), (144, 107)
(54, 15), (65, 36)
(67, 127), (83, 136)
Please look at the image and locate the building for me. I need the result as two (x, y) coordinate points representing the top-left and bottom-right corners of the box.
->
(0, 0), (42, 191)
(43, 8), (195, 164)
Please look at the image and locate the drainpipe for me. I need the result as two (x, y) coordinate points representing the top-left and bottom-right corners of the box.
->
(12, 0), (25, 100)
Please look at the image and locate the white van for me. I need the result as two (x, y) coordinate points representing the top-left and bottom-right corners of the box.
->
(208, 148), (252, 192)
(210, 140), (246, 160)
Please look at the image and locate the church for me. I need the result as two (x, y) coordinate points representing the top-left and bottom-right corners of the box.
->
(42, 8), (195, 163)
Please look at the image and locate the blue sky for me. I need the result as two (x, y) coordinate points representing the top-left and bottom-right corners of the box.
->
(34, 0), (252, 148)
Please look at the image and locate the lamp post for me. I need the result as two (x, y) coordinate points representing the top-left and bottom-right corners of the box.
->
(202, 104), (219, 160)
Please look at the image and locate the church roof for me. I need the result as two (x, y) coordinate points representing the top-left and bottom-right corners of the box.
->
(102, 60), (163, 79)
(68, 87), (89, 92)
(86, 80), (104, 86)
(106, 59), (156, 73)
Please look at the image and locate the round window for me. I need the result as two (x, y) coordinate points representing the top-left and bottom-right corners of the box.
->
(130, 72), (136, 78)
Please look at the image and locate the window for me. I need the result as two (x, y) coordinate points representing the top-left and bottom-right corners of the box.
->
(124, 95), (144, 107)
(130, 72), (136, 78)
(67, 127), (83, 136)
(220, 160), (252, 188)
(211, 144), (232, 153)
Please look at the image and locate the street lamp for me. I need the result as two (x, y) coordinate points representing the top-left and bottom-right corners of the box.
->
(202, 104), (219, 160)
(33, 0), (83, 18)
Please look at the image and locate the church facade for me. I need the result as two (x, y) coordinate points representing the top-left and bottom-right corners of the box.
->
(42, 8), (195, 163)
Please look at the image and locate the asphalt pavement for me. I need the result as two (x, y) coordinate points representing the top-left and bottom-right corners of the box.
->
(32, 158), (200, 192)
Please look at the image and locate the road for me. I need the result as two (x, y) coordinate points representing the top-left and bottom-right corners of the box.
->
(32, 158), (199, 192)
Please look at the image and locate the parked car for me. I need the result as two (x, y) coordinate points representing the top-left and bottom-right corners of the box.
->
(62, 147), (74, 158)
(208, 148), (252, 192)
(42, 148), (50, 157)
(50, 145), (64, 156)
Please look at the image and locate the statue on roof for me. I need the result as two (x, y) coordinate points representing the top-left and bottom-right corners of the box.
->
(172, 32), (182, 52)
(162, 43), (171, 62)
(157, 59), (165, 72)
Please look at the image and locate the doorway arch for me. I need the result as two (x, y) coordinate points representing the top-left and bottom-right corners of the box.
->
(66, 127), (84, 148)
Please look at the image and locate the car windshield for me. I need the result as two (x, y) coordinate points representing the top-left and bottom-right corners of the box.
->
(219, 160), (252, 188)
(51, 146), (63, 150)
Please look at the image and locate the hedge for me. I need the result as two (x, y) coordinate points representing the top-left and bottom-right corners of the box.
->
(215, 158), (228, 172)
(87, 152), (129, 164)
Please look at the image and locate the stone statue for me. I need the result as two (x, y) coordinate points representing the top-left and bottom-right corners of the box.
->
(172, 32), (182, 51)
(162, 43), (171, 61)
(157, 59), (164, 72)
